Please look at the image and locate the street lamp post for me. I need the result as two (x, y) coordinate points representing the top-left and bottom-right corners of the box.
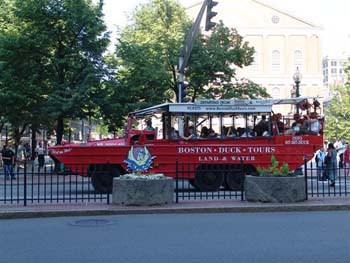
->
(293, 67), (302, 114)
(293, 67), (303, 175)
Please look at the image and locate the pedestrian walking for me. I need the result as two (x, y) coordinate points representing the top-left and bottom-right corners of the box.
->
(315, 147), (326, 180)
(344, 143), (350, 176)
(16, 141), (26, 168)
(326, 143), (338, 187)
(36, 142), (46, 168)
(1, 144), (16, 180)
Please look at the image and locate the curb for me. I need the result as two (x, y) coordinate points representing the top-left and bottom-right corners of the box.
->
(1, 202), (350, 219)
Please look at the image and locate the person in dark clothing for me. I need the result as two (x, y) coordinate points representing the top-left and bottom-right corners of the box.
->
(1, 144), (16, 180)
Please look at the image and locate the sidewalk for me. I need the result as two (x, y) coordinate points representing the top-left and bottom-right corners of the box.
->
(1, 196), (350, 219)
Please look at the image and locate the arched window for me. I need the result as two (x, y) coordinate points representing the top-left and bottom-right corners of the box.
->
(272, 87), (280, 98)
(271, 50), (281, 72)
(294, 50), (303, 71)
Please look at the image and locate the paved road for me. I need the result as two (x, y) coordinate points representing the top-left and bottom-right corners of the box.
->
(1, 211), (350, 263)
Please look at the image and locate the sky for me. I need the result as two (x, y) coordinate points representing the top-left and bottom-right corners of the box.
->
(102, 0), (350, 57)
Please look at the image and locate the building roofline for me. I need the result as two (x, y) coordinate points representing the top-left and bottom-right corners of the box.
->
(252, 0), (323, 29)
(185, 0), (323, 30)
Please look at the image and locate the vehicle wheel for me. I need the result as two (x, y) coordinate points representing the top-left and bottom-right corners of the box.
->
(189, 179), (199, 190)
(225, 172), (244, 191)
(91, 164), (120, 194)
(195, 165), (224, 191)
(224, 164), (256, 191)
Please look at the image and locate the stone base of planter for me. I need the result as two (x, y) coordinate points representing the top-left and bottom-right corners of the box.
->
(112, 176), (173, 206)
(244, 175), (306, 203)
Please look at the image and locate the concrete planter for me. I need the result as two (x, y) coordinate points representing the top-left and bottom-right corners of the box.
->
(112, 176), (173, 206)
(244, 175), (306, 203)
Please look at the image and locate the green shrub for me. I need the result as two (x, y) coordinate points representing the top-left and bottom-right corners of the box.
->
(257, 155), (292, 177)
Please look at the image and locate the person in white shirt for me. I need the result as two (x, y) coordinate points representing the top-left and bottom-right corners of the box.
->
(315, 147), (326, 181)
(36, 142), (46, 168)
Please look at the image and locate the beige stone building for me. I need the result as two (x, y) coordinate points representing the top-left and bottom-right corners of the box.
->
(323, 54), (349, 88)
(186, 0), (324, 114)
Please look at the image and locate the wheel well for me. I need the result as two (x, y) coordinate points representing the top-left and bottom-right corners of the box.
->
(87, 163), (126, 177)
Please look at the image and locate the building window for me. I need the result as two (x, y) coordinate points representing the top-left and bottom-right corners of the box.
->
(272, 87), (280, 98)
(331, 61), (337, 66)
(331, 68), (337, 74)
(271, 50), (281, 72)
(250, 51), (259, 71)
(294, 50), (303, 71)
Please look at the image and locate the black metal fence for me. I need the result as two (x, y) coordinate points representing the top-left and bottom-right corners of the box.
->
(304, 160), (350, 198)
(2, 159), (350, 206)
(174, 159), (350, 202)
(0, 161), (110, 205)
(174, 161), (245, 202)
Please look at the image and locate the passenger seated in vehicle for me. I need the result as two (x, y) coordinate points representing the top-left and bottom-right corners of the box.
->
(273, 113), (284, 135)
(240, 128), (255, 137)
(297, 115), (312, 135)
(284, 122), (301, 135)
(199, 126), (209, 138)
(207, 128), (218, 139)
(306, 112), (321, 135)
(236, 127), (245, 137)
(182, 126), (198, 140)
(170, 127), (180, 140)
(144, 119), (155, 131)
(254, 115), (269, 136)
(226, 126), (238, 137)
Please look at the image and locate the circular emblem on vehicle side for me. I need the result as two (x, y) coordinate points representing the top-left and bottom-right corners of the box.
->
(124, 146), (155, 172)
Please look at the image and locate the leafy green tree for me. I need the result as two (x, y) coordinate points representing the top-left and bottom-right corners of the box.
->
(0, 0), (110, 145)
(110, 0), (268, 128)
(117, 0), (187, 102)
(324, 62), (350, 142)
(0, 0), (44, 149)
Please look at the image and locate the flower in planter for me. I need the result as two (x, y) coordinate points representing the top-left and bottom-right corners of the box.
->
(120, 173), (165, 180)
(257, 155), (292, 177)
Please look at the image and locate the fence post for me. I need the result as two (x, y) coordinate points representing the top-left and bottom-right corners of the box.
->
(304, 156), (308, 200)
(240, 159), (244, 201)
(24, 160), (27, 206)
(175, 159), (179, 203)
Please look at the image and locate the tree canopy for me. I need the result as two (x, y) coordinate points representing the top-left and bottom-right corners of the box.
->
(0, 0), (110, 144)
(324, 62), (350, 142)
(106, 0), (269, 129)
(1, 0), (269, 141)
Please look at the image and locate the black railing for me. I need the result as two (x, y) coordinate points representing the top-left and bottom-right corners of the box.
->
(304, 158), (350, 197)
(0, 161), (110, 205)
(175, 160), (245, 202)
(2, 158), (350, 206)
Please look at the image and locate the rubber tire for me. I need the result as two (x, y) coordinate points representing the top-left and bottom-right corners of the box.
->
(91, 165), (120, 194)
(224, 164), (256, 191)
(194, 166), (224, 191)
(189, 179), (199, 190)
(225, 172), (244, 191)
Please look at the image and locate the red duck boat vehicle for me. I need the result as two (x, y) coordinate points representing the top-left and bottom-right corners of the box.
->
(49, 97), (323, 193)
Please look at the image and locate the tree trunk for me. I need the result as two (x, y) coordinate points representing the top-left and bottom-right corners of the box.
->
(54, 117), (64, 172)
(31, 125), (37, 161)
(56, 117), (64, 145)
